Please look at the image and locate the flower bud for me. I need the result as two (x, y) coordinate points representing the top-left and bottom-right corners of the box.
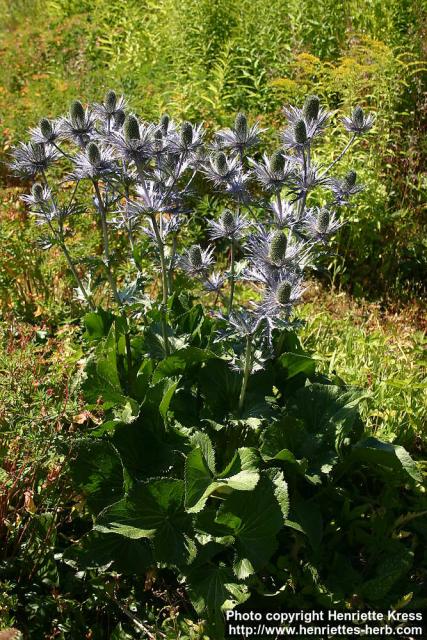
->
(303, 95), (320, 121)
(32, 143), (46, 162)
(114, 109), (126, 129)
(87, 142), (101, 166)
(353, 105), (364, 127)
(220, 209), (235, 232)
(124, 115), (140, 141)
(270, 150), (285, 174)
(277, 280), (292, 305)
(234, 112), (247, 138)
(317, 208), (330, 233)
(345, 170), (357, 188)
(104, 89), (117, 114)
(70, 100), (85, 128)
(216, 152), (228, 177)
(294, 119), (307, 145)
(154, 128), (163, 151)
(189, 245), (202, 268)
(39, 118), (53, 140)
(31, 182), (44, 202)
(269, 230), (287, 265)
(181, 121), (193, 146)
(160, 113), (170, 136)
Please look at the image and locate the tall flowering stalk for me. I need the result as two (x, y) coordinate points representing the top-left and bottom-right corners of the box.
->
(11, 92), (373, 405)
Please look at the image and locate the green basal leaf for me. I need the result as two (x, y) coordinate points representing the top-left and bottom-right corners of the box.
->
(233, 556), (254, 580)
(285, 494), (323, 553)
(362, 544), (413, 601)
(260, 416), (309, 469)
(186, 563), (249, 631)
(152, 346), (215, 383)
(82, 323), (127, 409)
(64, 530), (153, 574)
(290, 383), (366, 442)
(95, 499), (157, 539)
(218, 447), (259, 481)
(159, 378), (179, 419)
(185, 447), (217, 514)
(95, 479), (195, 566)
(83, 309), (115, 341)
(199, 359), (241, 419)
(350, 437), (421, 482)
(191, 432), (216, 473)
(278, 352), (316, 379)
(112, 415), (188, 481)
(113, 399), (139, 423)
(71, 440), (124, 515)
(185, 436), (259, 513)
(131, 358), (153, 402)
(174, 301), (206, 339)
(215, 469), (288, 577)
(282, 383), (367, 476)
(268, 468), (290, 519)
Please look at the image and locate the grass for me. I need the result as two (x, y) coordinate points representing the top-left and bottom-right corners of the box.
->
(300, 286), (427, 449)
(0, 321), (82, 632)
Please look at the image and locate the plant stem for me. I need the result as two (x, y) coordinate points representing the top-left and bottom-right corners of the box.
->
(299, 146), (309, 220)
(168, 232), (177, 293)
(228, 239), (235, 315)
(93, 181), (121, 304)
(59, 235), (96, 310)
(41, 171), (95, 310)
(135, 171), (170, 356)
(93, 180), (133, 384)
(238, 335), (253, 412)
(321, 133), (356, 177)
(149, 212), (170, 357)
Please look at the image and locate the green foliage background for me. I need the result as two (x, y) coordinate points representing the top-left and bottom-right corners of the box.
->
(0, 0), (426, 298)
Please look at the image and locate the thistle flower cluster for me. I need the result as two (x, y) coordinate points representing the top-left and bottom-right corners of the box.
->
(12, 91), (373, 365)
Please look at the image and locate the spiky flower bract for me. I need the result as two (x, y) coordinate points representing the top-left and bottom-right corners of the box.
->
(71, 143), (116, 180)
(249, 152), (295, 193)
(203, 152), (240, 186)
(93, 90), (127, 125)
(329, 170), (364, 205)
(10, 142), (59, 177)
(303, 207), (344, 243)
(215, 113), (263, 155)
(108, 121), (157, 165)
(342, 105), (375, 135)
(179, 244), (214, 276)
(208, 209), (248, 241)
(30, 118), (61, 145)
(59, 100), (96, 146)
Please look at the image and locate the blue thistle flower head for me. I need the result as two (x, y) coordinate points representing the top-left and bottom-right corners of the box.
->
(104, 89), (117, 114)
(70, 100), (85, 128)
(303, 95), (320, 121)
(124, 115), (141, 141)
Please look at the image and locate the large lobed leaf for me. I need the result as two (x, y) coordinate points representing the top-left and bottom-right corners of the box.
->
(95, 478), (196, 566)
(185, 434), (259, 513)
(215, 469), (289, 578)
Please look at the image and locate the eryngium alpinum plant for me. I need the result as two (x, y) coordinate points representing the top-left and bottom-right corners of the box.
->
(12, 94), (422, 633)
(13, 94), (371, 407)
